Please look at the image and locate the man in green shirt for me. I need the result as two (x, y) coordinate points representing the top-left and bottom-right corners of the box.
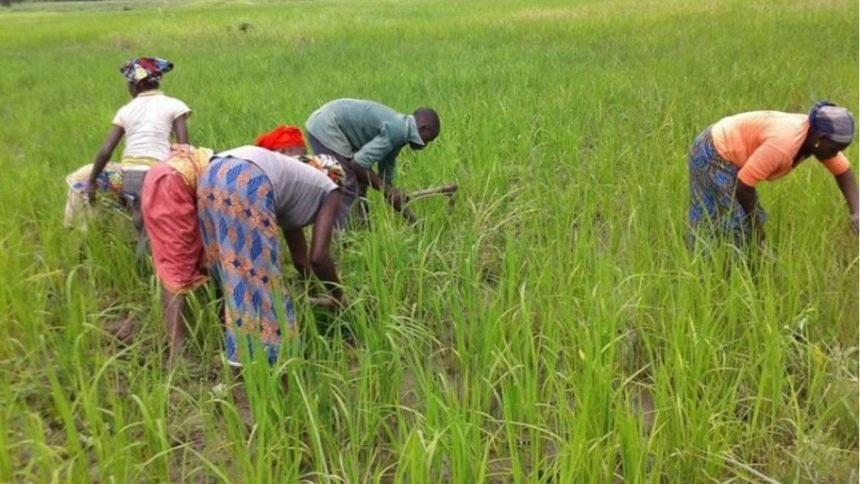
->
(305, 98), (440, 229)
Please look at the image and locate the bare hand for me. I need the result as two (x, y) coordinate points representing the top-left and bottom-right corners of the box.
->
(308, 294), (346, 310)
(387, 190), (410, 211)
(403, 209), (419, 226)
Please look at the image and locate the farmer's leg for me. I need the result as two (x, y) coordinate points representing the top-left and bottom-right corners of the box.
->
(119, 166), (150, 259)
(162, 287), (187, 365)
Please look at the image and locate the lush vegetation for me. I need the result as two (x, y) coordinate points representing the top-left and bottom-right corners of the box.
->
(0, 0), (857, 481)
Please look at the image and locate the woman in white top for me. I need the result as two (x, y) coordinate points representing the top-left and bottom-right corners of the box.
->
(64, 57), (191, 255)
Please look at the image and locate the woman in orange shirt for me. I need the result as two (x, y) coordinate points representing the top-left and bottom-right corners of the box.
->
(687, 101), (859, 249)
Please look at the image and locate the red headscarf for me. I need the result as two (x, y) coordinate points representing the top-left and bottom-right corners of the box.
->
(255, 125), (306, 151)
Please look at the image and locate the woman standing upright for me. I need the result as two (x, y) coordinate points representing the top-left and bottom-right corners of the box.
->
(688, 101), (858, 249)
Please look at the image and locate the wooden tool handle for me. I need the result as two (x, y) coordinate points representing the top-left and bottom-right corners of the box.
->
(408, 183), (459, 200)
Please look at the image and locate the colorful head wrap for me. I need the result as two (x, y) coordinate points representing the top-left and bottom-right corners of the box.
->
(255, 125), (306, 151)
(299, 154), (346, 186)
(120, 57), (174, 85)
(809, 101), (855, 144)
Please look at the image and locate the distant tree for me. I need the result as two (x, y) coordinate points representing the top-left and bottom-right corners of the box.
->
(1, 0), (10, 8)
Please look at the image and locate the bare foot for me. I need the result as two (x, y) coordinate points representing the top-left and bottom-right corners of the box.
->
(104, 314), (137, 344)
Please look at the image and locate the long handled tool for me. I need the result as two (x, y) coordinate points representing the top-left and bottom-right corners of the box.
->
(406, 183), (458, 209)
(352, 183), (459, 227)
(407, 183), (458, 200)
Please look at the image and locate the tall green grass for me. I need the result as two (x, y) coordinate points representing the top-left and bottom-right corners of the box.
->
(0, 0), (857, 481)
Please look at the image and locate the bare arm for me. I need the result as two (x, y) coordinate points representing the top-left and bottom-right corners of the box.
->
(735, 179), (764, 242)
(308, 191), (343, 301)
(348, 159), (385, 192)
(173, 113), (189, 145)
(86, 126), (125, 202)
(834, 168), (859, 233)
(283, 227), (312, 280)
(348, 159), (416, 223)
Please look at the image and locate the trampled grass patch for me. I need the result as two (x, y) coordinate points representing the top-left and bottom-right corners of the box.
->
(0, 0), (857, 481)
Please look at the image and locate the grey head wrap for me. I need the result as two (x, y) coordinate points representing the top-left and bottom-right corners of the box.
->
(809, 101), (855, 144)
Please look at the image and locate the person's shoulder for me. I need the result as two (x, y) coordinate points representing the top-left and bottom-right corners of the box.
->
(369, 99), (400, 116)
(763, 112), (807, 140)
(113, 100), (135, 124)
(321, 98), (356, 111)
(160, 93), (187, 103)
(749, 110), (805, 126)
(114, 103), (130, 117)
(292, 158), (337, 186)
(240, 146), (306, 168)
(159, 94), (191, 111)
(307, 168), (338, 192)
(765, 111), (804, 122)
(116, 96), (139, 111)
(218, 145), (266, 159)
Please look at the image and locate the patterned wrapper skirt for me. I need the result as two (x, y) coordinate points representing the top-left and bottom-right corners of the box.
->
(63, 162), (125, 229)
(688, 127), (766, 248)
(197, 156), (296, 366)
(64, 161), (152, 257)
(141, 164), (208, 294)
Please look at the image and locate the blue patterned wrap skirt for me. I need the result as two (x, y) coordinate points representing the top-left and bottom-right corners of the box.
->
(197, 156), (297, 366)
(688, 127), (766, 248)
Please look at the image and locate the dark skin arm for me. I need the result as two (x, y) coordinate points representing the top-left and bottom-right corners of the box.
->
(834, 168), (860, 233)
(86, 126), (125, 203)
(348, 160), (417, 223)
(284, 226), (313, 280)
(735, 180), (764, 243)
(283, 191), (344, 302)
(799, 131), (858, 232)
(87, 113), (189, 203)
(173, 113), (190, 145)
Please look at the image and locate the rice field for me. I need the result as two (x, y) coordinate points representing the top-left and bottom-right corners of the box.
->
(0, 0), (858, 481)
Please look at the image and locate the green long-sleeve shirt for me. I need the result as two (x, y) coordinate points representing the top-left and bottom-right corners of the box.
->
(305, 99), (424, 185)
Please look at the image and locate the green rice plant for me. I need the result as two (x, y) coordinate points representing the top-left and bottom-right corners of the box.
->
(0, 0), (857, 481)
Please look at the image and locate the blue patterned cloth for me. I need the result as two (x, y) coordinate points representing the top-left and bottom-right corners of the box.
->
(688, 127), (766, 248)
(197, 156), (296, 366)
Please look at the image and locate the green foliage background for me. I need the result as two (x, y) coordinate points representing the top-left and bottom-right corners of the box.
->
(0, 0), (857, 481)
